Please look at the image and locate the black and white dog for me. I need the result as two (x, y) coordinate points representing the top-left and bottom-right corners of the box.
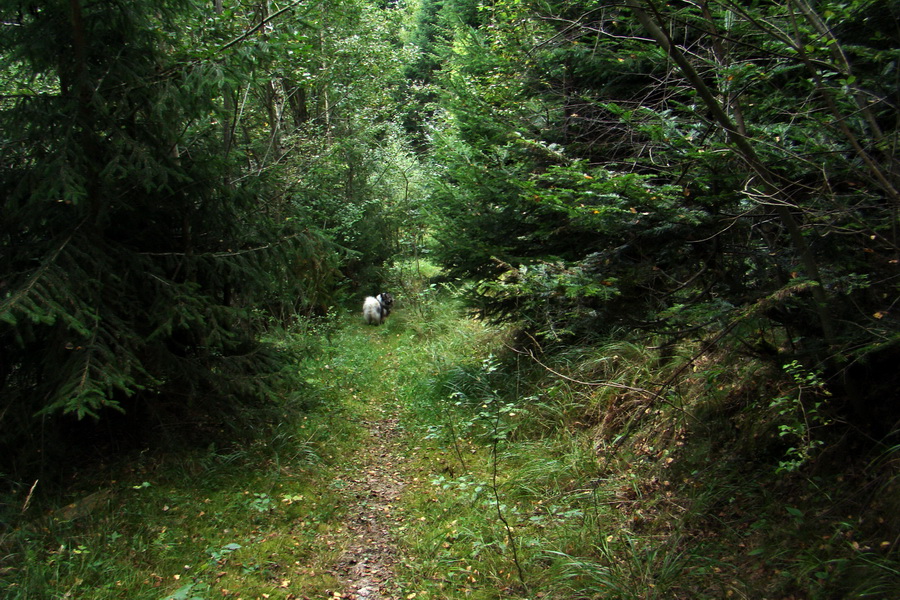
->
(362, 292), (394, 325)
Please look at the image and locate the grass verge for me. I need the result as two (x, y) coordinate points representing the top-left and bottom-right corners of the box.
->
(393, 319), (900, 599)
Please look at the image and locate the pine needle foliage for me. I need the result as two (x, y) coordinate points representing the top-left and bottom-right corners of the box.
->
(0, 0), (326, 477)
(420, 0), (900, 433)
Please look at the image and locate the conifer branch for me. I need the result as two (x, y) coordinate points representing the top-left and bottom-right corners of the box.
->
(219, 0), (313, 52)
(0, 227), (81, 319)
(625, 0), (837, 348)
(139, 233), (306, 258)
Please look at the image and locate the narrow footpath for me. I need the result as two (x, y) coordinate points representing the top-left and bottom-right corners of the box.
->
(332, 407), (408, 600)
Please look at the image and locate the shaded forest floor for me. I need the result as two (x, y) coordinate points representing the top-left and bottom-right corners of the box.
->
(4, 293), (900, 599)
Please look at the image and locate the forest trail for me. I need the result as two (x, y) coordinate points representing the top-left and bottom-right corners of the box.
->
(331, 407), (407, 600)
(318, 317), (425, 600)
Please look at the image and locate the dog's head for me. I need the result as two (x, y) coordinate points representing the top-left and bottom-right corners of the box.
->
(378, 292), (394, 315)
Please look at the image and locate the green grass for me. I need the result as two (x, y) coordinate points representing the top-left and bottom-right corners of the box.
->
(0, 282), (498, 600)
(2, 400), (356, 600)
(389, 308), (900, 599)
(4, 284), (899, 599)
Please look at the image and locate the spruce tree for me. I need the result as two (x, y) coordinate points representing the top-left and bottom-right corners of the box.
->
(423, 0), (900, 429)
(0, 0), (307, 475)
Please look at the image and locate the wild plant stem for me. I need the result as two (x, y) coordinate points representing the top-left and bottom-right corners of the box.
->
(445, 414), (467, 473)
(21, 479), (38, 514)
(491, 407), (527, 590)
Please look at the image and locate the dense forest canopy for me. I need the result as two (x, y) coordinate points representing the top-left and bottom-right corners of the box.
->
(1, 0), (898, 489)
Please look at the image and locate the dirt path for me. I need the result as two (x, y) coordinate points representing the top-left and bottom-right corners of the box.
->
(332, 407), (407, 600)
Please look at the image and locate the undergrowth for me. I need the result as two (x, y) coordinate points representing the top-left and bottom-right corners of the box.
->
(3, 278), (899, 599)
(394, 310), (900, 599)
(1, 313), (358, 600)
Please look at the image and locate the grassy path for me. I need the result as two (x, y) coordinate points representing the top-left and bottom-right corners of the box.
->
(316, 298), (512, 600)
(313, 300), (494, 600)
(4, 298), (498, 600)
(321, 313), (411, 600)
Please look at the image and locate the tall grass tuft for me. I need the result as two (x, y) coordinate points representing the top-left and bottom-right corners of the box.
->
(550, 533), (691, 600)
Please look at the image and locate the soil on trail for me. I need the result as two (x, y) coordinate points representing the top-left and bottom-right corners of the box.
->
(332, 408), (408, 600)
